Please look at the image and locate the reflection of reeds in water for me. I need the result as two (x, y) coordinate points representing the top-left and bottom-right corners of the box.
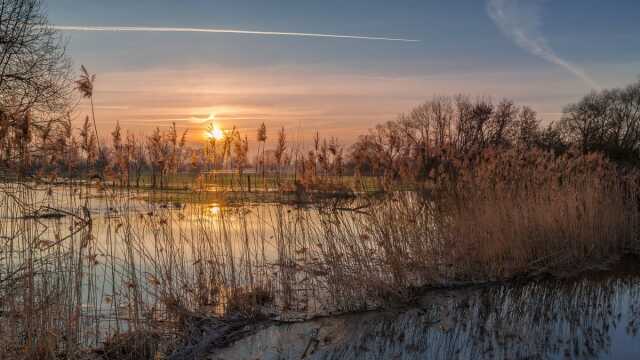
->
(1, 150), (640, 358)
(215, 273), (640, 359)
(0, 182), (99, 358)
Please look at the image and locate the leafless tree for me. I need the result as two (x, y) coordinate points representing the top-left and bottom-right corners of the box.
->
(351, 95), (540, 180)
(515, 106), (539, 149)
(79, 116), (97, 169)
(0, 0), (72, 173)
(0, 0), (72, 114)
(560, 79), (640, 164)
(132, 141), (146, 188)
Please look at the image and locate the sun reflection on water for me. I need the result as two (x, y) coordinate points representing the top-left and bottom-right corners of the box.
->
(208, 204), (221, 216)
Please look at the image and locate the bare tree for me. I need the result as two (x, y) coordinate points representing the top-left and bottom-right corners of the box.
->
(145, 124), (187, 189)
(0, 0), (71, 114)
(0, 0), (72, 173)
(132, 142), (146, 188)
(515, 106), (539, 149)
(351, 95), (539, 180)
(146, 127), (164, 188)
(560, 79), (640, 164)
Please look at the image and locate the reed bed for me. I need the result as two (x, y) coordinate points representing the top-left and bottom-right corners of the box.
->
(303, 149), (640, 309)
(0, 149), (639, 359)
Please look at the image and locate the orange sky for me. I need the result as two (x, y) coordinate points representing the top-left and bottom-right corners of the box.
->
(52, 1), (640, 151)
(76, 65), (587, 150)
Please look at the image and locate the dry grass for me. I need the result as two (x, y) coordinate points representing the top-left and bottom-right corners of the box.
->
(436, 149), (639, 279)
(299, 149), (640, 309)
(1, 148), (639, 358)
(0, 183), (97, 359)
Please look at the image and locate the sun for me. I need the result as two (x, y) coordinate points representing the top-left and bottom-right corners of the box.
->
(206, 123), (225, 141)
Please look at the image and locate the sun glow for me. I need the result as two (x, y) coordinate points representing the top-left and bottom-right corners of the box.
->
(207, 125), (224, 141)
(208, 205), (221, 216)
(203, 112), (226, 141)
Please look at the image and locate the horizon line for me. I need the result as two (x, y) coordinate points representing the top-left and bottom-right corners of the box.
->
(51, 25), (421, 43)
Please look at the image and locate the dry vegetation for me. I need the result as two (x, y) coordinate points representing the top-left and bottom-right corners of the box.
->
(1, 147), (639, 359)
(1, 1), (640, 358)
(3, 60), (640, 360)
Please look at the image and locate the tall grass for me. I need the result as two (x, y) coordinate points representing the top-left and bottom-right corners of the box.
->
(298, 149), (640, 309)
(0, 148), (639, 358)
(0, 182), (96, 358)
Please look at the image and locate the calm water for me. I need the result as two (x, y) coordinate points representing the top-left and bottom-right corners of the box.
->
(0, 183), (336, 338)
(2, 184), (640, 358)
(211, 273), (640, 359)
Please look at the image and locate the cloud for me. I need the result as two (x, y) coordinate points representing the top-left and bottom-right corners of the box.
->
(487, 0), (599, 90)
(81, 64), (586, 145)
(51, 25), (420, 43)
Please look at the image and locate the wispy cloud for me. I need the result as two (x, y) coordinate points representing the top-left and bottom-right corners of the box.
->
(487, 0), (599, 90)
(51, 25), (420, 43)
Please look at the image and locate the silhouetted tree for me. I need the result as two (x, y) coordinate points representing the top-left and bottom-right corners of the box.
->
(560, 79), (640, 164)
(0, 0), (71, 113)
(0, 0), (72, 174)
(350, 95), (540, 181)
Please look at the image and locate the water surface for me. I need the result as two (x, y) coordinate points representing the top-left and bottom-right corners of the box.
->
(212, 273), (640, 359)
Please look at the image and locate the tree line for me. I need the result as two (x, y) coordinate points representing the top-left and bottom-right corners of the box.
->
(1, 0), (639, 188)
(351, 80), (640, 182)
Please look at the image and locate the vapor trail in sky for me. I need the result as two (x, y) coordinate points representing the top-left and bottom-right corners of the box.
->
(51, 25), (420, 42)
(487, 0), (599, 90)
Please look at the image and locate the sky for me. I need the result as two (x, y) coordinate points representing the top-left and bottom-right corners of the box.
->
(47, 0), (640, 146)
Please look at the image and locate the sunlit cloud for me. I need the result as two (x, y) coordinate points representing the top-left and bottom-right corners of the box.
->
(190, 112), (217, 124)
(51, 25), (420, 42)
(487, 0), (600, 90)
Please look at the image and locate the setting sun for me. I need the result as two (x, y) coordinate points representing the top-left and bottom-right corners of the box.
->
(206, 123), (225, 141)
(7, 1), (640, 358)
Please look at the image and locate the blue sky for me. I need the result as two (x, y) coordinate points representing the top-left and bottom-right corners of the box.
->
(46, 0), (640, 143)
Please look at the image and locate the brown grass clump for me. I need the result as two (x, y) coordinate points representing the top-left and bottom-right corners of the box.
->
(436, 148), (639, 279)
(303, 149), (640, 310)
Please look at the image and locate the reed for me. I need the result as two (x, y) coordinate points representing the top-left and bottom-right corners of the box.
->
(1, 148), (638, 358)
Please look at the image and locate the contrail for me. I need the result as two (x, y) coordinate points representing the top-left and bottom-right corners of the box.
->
(487, 0), (599, 90)
(51, 25), (420, 43)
